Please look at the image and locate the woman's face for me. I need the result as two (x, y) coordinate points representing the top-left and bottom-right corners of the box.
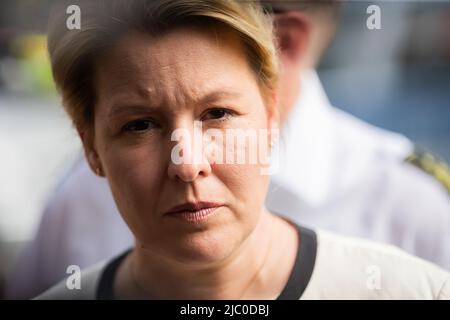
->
(85, 26), (276, 264)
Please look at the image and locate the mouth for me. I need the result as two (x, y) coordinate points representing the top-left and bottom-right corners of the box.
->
(165, 201), (224, 223)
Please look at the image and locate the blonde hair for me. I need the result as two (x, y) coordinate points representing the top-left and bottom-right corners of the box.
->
(47, 0), (278, 131)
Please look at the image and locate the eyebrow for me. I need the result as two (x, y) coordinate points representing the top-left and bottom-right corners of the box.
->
(198, 90), (243, 106)
(108, 89), (243, 118)
(108, 104), (158, 119)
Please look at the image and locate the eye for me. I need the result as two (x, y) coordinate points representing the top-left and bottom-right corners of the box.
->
(122, 119), (155, 133)
(202, 108), (234, 121)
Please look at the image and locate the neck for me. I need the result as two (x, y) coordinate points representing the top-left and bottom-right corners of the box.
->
(278, 67), (302, 124)
(121, 210), (290, 300)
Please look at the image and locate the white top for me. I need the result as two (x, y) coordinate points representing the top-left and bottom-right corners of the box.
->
(302, 230), (449, 300)
(34, 228), (450, 300)
(6, 71), (450, 299)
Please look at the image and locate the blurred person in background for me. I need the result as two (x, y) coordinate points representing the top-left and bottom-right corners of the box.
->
(5, 0), (450, 299)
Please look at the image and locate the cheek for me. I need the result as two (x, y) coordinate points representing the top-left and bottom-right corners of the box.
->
(210, 111), (271, 213)
(214, 162), (269, 213)
(99, 141), (166, 229)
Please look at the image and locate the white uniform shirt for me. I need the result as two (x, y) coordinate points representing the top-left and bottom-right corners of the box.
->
(6, 71), (450, 299)
(266, 71), (450, 268)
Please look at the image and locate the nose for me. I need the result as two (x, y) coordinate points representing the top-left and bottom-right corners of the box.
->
(168, 128), (212, 182)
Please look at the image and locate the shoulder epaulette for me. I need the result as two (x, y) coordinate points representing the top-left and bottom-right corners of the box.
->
(404, 147), (450, 194)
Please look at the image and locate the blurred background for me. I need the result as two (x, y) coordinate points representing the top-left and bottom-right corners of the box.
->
(0, 0), (449, 298)
(320, 0), (450, 163)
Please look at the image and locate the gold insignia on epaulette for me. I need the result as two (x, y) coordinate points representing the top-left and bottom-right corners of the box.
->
(405, 149), (450, 193)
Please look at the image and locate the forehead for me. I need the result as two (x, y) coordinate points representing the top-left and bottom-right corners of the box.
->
(94, 26), (259, 109)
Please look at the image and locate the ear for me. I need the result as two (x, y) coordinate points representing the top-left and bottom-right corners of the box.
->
(77, 127), (104, 177)
(273, 11), (311, 67)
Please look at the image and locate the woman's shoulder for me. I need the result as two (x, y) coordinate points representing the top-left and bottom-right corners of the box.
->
(33, 260), (108, 300)
(303, 229), (449, 299)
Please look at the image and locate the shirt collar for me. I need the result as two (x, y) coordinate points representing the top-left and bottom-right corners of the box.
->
(269, 70), (412, 207)
(270, 70), (337, 206)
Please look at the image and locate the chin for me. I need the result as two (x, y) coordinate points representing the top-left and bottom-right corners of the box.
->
(168, 230), (240, 265)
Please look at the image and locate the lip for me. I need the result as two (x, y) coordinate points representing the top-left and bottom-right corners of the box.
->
(165, 201), (224, 223)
